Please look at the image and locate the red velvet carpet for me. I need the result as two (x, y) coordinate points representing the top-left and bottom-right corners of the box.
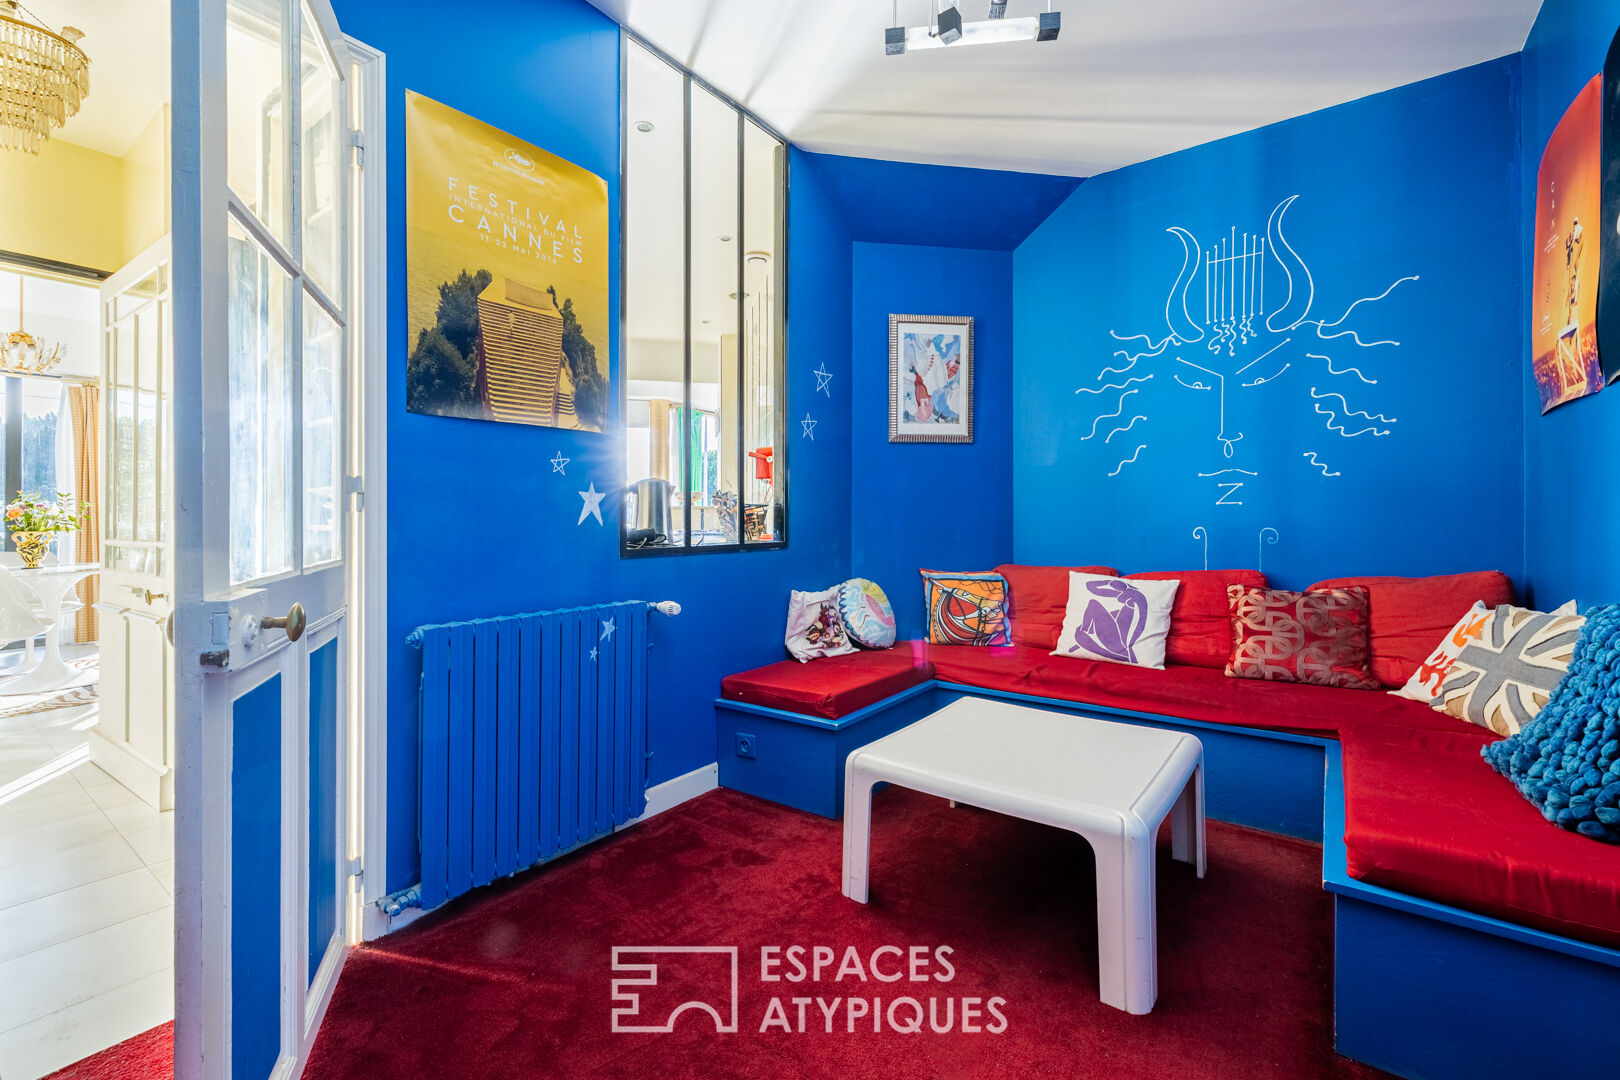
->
(307, 788), (1386, 1079)
(42, 1021), (172, 1080)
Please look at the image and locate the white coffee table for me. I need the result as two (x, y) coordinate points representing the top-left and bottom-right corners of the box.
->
(842, 698), (1204, 1015)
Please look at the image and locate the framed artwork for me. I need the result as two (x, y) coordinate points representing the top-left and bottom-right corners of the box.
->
(1603, 35), (1620, 382)
(889, 314), (974, 443)
(404, 91), (609, 431)
(1532, 74), (1604, 413)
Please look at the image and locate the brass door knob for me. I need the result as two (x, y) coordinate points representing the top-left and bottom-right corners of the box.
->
(142, 588), (167, 605)
(262, 602), (306, 642)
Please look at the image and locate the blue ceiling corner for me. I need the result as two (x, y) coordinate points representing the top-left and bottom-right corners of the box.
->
(797, 151), (1084, 251)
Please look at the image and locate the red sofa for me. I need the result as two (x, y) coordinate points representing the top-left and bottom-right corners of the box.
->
(720, 565), (1620, 950)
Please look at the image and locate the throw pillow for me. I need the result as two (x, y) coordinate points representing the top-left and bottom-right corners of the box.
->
(1389, 601), (1492, 702)
(1225, 585), (1381, 690)
(1052, 572), (1181, 669)
(838, 578), (897, 649)
(1434, 602), (1584, 735)
(1482, 604), (1620, 843)
(920, 570), (1011, 647)
(785, 587), (858, 663)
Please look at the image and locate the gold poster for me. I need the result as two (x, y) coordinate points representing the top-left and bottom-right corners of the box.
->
(406, 91), (609, 431)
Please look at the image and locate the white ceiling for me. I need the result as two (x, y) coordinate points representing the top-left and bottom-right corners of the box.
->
(26, 0), (170, 158)
(588, 0), (1542, 177)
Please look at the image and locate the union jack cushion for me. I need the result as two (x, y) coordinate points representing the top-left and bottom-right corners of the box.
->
(1434, 603), (1583, 736)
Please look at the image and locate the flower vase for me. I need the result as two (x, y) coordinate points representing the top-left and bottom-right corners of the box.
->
(12, 531), (52, 569)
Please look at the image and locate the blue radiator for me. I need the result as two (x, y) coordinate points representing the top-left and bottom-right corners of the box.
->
(408, 601), (652, 910)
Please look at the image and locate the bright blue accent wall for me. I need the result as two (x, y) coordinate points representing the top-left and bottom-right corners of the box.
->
(1521, 0), (1620, 609)
(1012, 59), (1525, 590)
(232, 677), (283, 1080)
(308, 639), (339, 985)
(332, 0), (856, 893)
(849, 242), (1014, 640)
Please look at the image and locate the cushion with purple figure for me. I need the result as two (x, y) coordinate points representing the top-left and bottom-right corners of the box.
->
(1052, 572), (1181, 669)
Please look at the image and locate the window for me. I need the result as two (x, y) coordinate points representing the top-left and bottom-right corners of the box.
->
(622, 38), (787, 553)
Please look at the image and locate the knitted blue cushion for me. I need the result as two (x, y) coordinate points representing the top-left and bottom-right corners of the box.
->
(1482, 604), (1620, 844)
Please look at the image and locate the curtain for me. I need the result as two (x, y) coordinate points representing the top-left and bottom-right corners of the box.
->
(67, 384), (100, 643)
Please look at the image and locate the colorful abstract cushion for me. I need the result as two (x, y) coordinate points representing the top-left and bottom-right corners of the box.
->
(1052, 572), (1181, 669)
(1435, 602), (1584, 736)
(1225, 585), (1380, 690)
(1126, 569), (1268, 668)
(837, 578), (897, 649)
(921, 570), (1010, 647)
(994, 564), (1120, 649)
(1389, 601), (1492, 703)
(784, 587), (858, 663)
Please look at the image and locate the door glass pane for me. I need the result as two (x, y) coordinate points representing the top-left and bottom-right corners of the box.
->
(136, 307), (161, 542)
(299, 5), (342, 301)
(111, 310), (136, 542)
(227, 0), (291, 244)
(19, 381), (58, 497)
(742, 120), (784, 543)
(303, 294), (340, 566)
(624, 43), (686, 549)
(689, 86), (740, 547)
(229, 218), (294, 583)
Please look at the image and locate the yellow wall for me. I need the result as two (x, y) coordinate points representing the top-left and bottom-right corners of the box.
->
(0, 108), (170, 275)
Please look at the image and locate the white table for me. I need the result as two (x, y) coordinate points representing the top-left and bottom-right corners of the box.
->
(842, 698), (1204, 1015)
(2, 562), (100, 695)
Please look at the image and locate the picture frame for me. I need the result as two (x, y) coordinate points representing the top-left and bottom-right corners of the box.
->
(889, 314), (974, 443)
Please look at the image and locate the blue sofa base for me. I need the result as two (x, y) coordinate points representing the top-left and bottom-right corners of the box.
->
(714, 679), (1620, 1080)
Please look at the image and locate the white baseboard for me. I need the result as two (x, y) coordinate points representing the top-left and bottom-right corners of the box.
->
(618, 762), (719, 830)
(365, 763), (718, 940)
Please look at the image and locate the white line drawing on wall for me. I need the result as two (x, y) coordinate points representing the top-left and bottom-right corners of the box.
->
(1081, 388), (1141, 440)
(1258, 527), (1279, 572)
(1303, 452), (1341, 477)
(1192, 526), (1209, 570)
(1109, 445), (1147, 476)
(1077, 196), (1413, 505)
(1105, 415), (1148, 443)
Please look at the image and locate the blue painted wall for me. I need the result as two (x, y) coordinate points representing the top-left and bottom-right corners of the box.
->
(333, 0), (856, 893)
(1521, 0), (1620, 609)
(1013, 59), (1525, 590)
(849, 242), (1015, 640)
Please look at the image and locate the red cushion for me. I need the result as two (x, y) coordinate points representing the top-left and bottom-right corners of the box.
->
(720, 645), (933, 720)
(1308, 572), (1518, 688)
(994, 564), (1120, 649)
(1125, 569), (1268, 668)
(1341, 723), (1620, 949)
(1226, 585), (1381, 690)
(925, 643), (1450, 739)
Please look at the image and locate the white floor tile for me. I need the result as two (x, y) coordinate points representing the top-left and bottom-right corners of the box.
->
(70, 762), (120, 790)
(0, 833), (144, 911)
(0, 809), (121, 871)
(0, 907), (172, 1033)
(102, 800), (165, 838)
(80, 777), (141, 812)
(0, 775), (99, 829)
(147, 859), (174, 898)
(0, 967), (172, 1080)
(0, 867), (171, 965)
(121, 818), (174, 869)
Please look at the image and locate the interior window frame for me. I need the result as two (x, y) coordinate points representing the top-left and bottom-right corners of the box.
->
(619, 32), (789, 558)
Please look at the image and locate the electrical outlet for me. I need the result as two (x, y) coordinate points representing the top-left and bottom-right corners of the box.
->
(735, 732), (757, 759)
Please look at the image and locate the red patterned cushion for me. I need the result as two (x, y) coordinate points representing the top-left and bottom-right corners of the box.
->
(1225, 585), (1380, 690)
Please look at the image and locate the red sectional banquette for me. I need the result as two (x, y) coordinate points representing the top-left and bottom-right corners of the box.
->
(719, 565), (1620, 950)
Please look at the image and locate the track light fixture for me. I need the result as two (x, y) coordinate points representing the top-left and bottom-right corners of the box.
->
(885, 1), (1060, 56)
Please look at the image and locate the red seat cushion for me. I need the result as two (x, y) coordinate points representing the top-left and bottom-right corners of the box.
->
(994, 564), (1120, 649)
(719, 646), (933, 720)
(1126, 569), (1267, 668)
(1341, 723), (1620, 949)
(1307, 572), (1517, 688)
(925, 643), (1449, 739)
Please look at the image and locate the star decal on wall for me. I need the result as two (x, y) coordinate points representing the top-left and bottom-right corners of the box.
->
(600, 618), (616, 641)
(577, 482), (606, 525)
(813, 365), (834, 396)
(551, 451), (569, 475)
(589, 647), (599, 662)
(801, 414), (817, 440)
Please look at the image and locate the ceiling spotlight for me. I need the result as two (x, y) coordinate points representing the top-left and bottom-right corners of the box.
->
(885, 2), (1061, 55)
(634, 120), (654, 133)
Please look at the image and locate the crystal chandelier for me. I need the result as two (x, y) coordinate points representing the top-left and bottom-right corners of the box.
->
(0, 0), (90, 155)
(1, 277), (64, 375)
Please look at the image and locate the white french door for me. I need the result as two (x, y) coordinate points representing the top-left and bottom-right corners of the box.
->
(172, 0), (368, 1076)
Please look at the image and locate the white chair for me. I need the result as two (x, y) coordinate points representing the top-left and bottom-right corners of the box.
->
(0, 565), (49, 674)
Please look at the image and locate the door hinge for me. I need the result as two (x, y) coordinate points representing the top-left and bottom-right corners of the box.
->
(344, 474), (365, 512)
(347, 856), (364, 881)
(350, 129), (365, 169)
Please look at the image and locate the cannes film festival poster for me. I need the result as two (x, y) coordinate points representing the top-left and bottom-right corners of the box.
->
(405, 91), (609, 431)
(1532, 74), (1604, 414)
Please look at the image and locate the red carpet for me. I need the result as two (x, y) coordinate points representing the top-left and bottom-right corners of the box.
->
(306, 788), (1387, 1080)
(42, 1021), (172, 1080)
